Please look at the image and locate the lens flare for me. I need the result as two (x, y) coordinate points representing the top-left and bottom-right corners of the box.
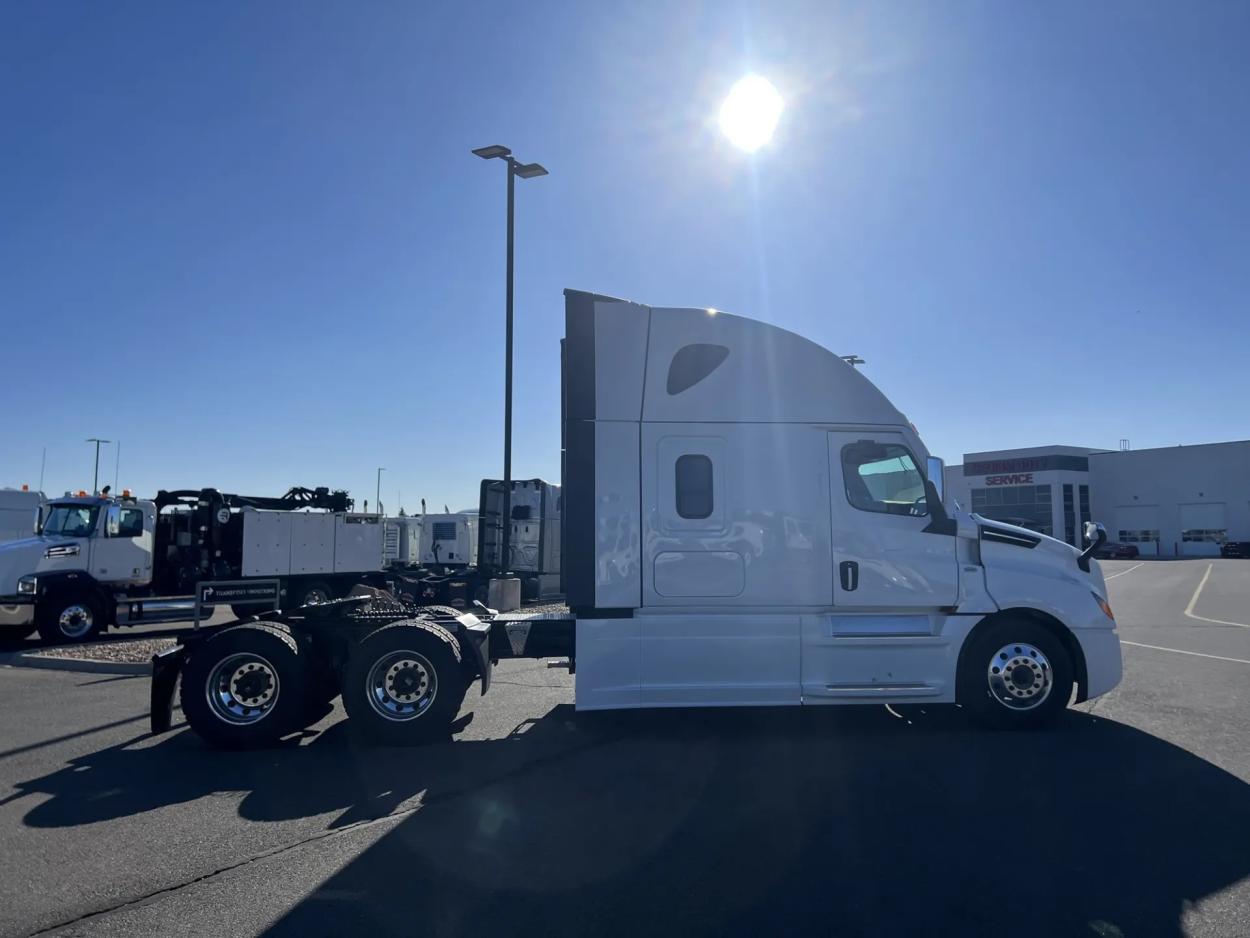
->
(719, 75), (784, 152)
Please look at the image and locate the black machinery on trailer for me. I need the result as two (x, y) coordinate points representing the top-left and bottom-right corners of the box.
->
(151, 486), (354, 597)
(150, 586), (575, 747)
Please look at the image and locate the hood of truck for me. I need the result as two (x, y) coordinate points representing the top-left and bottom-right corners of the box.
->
(0, 536), (88, 595)
(973, 515), (1109, 615)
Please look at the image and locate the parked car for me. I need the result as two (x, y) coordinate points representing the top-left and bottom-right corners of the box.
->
(1094, 542), (1139, 559)
(1220, 541), (1250, 558)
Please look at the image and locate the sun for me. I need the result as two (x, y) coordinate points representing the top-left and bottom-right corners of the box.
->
(718, 75), (784, 152)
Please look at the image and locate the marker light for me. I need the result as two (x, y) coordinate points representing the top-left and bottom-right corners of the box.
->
(77, 490), (88, 497)
(21, 484), (29, 491)
(122, 489), (132, 498)
(1092, 593), (1115, 621)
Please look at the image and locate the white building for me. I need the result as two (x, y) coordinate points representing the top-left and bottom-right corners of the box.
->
(945, 440), (1250, 557)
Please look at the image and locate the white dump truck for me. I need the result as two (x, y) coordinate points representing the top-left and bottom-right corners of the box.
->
(0, 486), (386, 643)
(148, 290), (1122, 747)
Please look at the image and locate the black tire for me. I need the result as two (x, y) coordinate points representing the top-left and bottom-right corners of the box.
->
(342, 620), (466, 746)
(180, 623), (310, 748)
(36, 593), (105, 644)
(958, 618), (1074, 729)
(286, 580), (334, 609)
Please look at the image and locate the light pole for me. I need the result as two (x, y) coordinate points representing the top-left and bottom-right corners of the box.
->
(376, 467), (385, 517)
(472, 145), (547, 574)
(86, 439), (111, 494)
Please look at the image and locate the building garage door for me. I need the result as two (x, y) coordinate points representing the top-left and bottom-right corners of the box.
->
(1180, 503), (1226, 557)
(1116, 506), (1160, 557)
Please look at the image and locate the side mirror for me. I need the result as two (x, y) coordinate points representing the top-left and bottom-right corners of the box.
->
(105, 505), (122, 537)
(926, 456), (945, 504)
(1078, 521), (1107, 573)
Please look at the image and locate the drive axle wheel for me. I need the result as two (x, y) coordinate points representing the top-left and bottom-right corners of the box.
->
(342, 620), (465, 745)
(181, 623), (309, 748)
(959, 618), (1074, 729)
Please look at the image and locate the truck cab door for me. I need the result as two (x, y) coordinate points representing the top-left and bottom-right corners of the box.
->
(826, 433), (958, 610)
(91, 504), (155, 587)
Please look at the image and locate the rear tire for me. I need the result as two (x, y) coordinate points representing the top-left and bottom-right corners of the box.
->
(958, 618), (1074, 729)
(342, 620), (466, 745)
(36, 593), (105, 644)
(181, 623), (309, 748)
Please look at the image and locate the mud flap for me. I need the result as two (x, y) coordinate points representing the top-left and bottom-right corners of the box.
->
(150, 645), (186, 733)
(455, 615), (493, 696)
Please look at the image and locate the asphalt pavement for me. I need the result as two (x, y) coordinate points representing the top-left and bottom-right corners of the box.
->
(0, 560), (1247, 938)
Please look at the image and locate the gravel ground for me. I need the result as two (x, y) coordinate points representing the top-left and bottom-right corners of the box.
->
(29, 637), (177, 663)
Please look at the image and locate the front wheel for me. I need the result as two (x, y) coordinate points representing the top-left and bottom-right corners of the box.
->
(180, 623), (310, 748)
(958, 619), (1074, 729)
(36, 594), (105, 644)
(342, 620), (466, 745)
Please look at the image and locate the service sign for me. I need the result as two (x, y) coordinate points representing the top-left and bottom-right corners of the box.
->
(984, 473), (1035, 486)
(197, 581), (280, 606)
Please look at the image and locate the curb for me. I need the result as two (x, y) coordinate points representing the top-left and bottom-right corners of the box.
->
(0, 651), (150, 676)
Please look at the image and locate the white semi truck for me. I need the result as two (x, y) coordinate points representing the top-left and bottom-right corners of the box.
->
(148, 290), (1122, 747)
(0, 486), (387, 643)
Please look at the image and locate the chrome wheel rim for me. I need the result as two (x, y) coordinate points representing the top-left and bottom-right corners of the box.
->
(987, 643), (1053, 710)
(365, 650), (437, 722)
(58, 604), (94, 639)
(206, 652), (280, 725)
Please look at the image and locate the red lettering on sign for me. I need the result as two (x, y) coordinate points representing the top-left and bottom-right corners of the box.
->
(985, 473), (1034, 486)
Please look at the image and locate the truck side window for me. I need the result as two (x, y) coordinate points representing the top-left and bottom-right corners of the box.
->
(675, 454), (714, 519)
(118, 508), (145, 537)
(841, 442), (928, 517)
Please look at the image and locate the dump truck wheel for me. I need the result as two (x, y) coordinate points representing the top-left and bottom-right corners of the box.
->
(36, 593), (104, 644)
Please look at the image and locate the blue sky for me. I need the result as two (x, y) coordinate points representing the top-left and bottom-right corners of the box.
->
(2, 1), (1247, 512)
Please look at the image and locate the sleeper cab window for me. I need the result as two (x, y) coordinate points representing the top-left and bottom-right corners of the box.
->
(667, 344), (730, 395)
(841, 441), (928, 517)
(675, 454), (714, 519)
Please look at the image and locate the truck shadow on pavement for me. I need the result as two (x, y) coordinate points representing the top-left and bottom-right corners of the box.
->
(13, 703), (1250, 938)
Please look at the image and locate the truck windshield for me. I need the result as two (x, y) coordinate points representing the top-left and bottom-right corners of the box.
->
(41, 505), (100, 537)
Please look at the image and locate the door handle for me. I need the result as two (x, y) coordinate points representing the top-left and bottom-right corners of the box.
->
(839, 561), (859, 592)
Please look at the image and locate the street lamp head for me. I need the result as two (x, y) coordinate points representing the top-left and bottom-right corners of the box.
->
(472, 145), (512, 160)
(513, 162), (548, 179)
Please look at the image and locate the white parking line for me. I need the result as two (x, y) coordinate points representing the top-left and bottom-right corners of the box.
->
(1121, 639), (1250, 666)
(1183, 563), (1249, 628)
(1104, 562), (1144, 580)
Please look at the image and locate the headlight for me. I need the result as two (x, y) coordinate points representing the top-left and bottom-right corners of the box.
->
(16, 575), (36, 596)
